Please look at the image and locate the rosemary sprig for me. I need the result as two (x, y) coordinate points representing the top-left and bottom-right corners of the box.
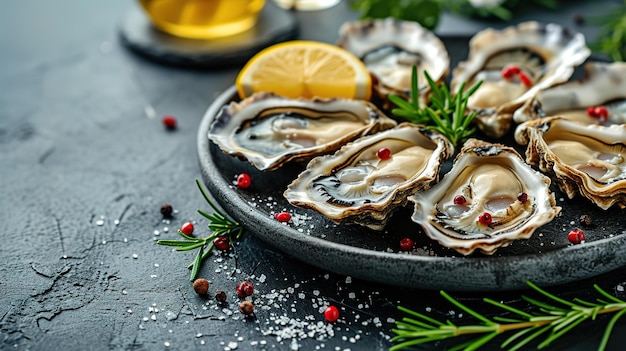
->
(157, 179), (243, 281)
(388, 66), (482, 147)
(391, 281), (626, 351)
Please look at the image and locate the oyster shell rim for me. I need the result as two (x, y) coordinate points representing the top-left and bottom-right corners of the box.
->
(408, 138), (562, 256)
(207, 91), (397, 171)
(283, 122), (455, 231)
(514, 116), (626, 210)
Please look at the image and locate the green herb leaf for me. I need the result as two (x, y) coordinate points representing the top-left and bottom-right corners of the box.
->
(157, 179), (243, 281)
(391, 65), (482, 148)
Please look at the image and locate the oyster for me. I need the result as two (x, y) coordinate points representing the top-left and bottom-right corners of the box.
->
(513, 61), (626, 125)
(515, 117), (626, 209)
(284, 123), (454, 230)
(208, 92), (397, 171)
(451, 21), (590, 138)
(336, 18), (449, 105)
(409, 139), (560, 255)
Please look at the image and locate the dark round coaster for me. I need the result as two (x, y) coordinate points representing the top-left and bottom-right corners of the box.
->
(119, 3), (299, 68)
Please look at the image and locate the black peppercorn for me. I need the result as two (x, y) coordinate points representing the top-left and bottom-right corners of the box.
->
(160, 203), (173, 218)
(579, 214), (592, 227)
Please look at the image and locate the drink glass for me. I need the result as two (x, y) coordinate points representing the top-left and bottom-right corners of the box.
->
(139, 0), (266, 40)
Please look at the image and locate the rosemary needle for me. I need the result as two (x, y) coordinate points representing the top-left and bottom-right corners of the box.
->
(389, 66), (482, 148)
(391, 281), (626, 351)
(157, 179), (243, 281)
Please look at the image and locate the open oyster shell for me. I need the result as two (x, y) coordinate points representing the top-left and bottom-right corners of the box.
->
(451, 21), (590, 138)
(515, 117), (626, 209)
(208, 92), (397, 171)
(336, 18), (449, 105)
(284, 123), (454, 231)
(513, 61), (626, 125)
(409, 138), (561, 255)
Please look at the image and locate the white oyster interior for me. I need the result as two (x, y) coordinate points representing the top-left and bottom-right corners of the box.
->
(409, 139), (560, 255)
(513, 62), (626, 125)
(451, 21), (590, 138)
(208, 92), (397, 171)
(337, 18), (449, 102)
(284, 123), (453, 230)
(515, 117), (626, 209)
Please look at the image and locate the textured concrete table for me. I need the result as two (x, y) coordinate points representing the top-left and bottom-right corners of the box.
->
(2, 1), (625, 350)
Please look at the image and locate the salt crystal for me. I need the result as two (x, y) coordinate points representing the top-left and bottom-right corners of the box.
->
(132, 254), (138, 259)
(144, 105), (156, 118)
(114, 219), (120, 225)
(164, 342), (170, 347)
(96, 220), (104, 226)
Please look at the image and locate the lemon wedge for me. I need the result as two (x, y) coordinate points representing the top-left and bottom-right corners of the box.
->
(236, 40), (371, 100)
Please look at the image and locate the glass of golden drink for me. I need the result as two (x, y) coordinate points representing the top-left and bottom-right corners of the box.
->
(138, 0), (266, 40)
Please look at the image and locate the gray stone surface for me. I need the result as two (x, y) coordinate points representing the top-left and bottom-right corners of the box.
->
(2, 1), (625, 350)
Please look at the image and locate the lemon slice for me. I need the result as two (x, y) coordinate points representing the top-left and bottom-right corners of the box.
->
(236, 40), (372, 100)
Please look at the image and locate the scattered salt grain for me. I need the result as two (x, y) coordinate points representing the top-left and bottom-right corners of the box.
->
(96, 220), (104, 226)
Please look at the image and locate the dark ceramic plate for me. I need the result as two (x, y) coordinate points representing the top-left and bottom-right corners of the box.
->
(197, 39), (626, 292)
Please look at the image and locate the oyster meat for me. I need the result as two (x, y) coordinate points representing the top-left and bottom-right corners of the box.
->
(451, 21), (590, 138)
(513, 61), (626, 125)
(208, 92), (397, 171)
(284, 123), (454, 230)
(515, 117), (626, 209)
(409, 139), (561, 255)
(337, 18), (449, 105)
